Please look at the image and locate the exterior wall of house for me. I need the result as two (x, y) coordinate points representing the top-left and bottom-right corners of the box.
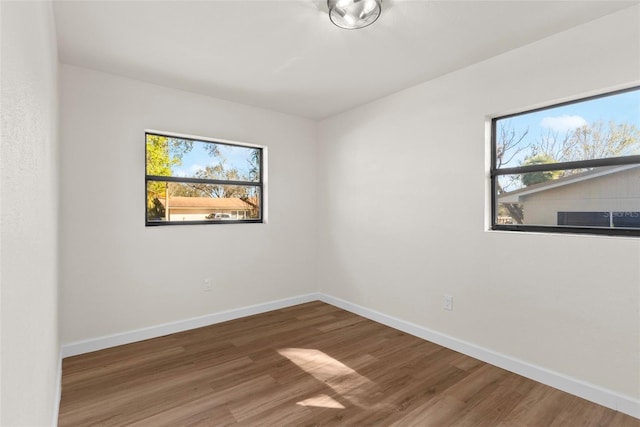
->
(167, 209), (248, 221)
(169, 213), (209, 221)
(522, 168), (640, 225)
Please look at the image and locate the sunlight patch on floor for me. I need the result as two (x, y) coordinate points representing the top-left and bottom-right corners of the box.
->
(278, 348), (377, 408)
(296, 394), (345, 409)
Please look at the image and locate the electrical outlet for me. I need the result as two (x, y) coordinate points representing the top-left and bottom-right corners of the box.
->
(202, 278), (213, 292)
(443, 294), (453, 311)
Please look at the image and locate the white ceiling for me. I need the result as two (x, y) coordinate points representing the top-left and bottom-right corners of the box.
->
(53, 0), (637, 120)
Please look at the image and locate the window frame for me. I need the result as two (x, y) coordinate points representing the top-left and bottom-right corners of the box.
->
(145, 131), (264, 226)
(490, 86), (640, 237)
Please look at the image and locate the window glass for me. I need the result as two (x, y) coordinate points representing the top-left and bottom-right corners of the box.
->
(492, 87), (640, 235)
(497, 90), (640, 168)
(146, 136), (260, 182)
(146, 133), (263, 225)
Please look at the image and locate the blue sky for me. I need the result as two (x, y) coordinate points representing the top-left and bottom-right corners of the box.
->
(498, 88), (640, 168)
(171, 139), (258, 180)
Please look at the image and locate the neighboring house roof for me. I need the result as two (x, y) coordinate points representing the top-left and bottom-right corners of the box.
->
(498, 164), (640, 203)
(159, 197), (253, 210)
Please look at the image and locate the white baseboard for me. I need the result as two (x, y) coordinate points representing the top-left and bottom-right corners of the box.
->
(52, 349), (62, 426)
(61, 293), (321, 358)
(318, 293), (640, 420)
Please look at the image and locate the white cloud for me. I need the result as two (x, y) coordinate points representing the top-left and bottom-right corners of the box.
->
(189, 164), (205, 173)
(540, 115), (588, 132)
(172, 164), (204, 177)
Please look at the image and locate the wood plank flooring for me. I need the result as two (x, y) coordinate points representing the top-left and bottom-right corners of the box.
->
(58, 301), (639, 426)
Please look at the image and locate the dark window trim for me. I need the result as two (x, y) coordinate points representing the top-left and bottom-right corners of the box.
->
(490, 86), (640, 237)
(494, 224), (640, 237)
(492, 154), (640, 177)
(145, 131), (264, 226)
(146, 175), (259, 187)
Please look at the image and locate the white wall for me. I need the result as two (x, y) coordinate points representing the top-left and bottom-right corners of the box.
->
(59, 65), (317, 344)
(0, 1), (60, 425)
(318, 6), (640, 401)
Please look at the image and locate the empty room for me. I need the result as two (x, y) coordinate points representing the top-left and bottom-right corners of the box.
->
(2, 0), (640, 425)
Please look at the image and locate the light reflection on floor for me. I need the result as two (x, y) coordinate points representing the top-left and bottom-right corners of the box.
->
(278, 347), (377, 409)
(296, 394), (345, 409)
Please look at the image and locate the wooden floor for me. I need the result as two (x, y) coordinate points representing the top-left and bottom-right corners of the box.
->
(59, 301), (639, 426)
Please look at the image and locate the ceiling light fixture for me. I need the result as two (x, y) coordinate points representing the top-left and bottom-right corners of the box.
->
(328, 0), (382, 30)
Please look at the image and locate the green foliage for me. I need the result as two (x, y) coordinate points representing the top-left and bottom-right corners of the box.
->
(146, 135), (171, 215)
(248, 149), (260, 182)
(520, 153), (562, 187)
(147, 197), (166, 220)
(146, 135), (171, 176)
(146, 135), (194, 176)
(145, 135), (193, 218)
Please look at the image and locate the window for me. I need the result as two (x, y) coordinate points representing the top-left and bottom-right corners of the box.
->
(491, 87), (640, 236)
(145, 132), (263, 225)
